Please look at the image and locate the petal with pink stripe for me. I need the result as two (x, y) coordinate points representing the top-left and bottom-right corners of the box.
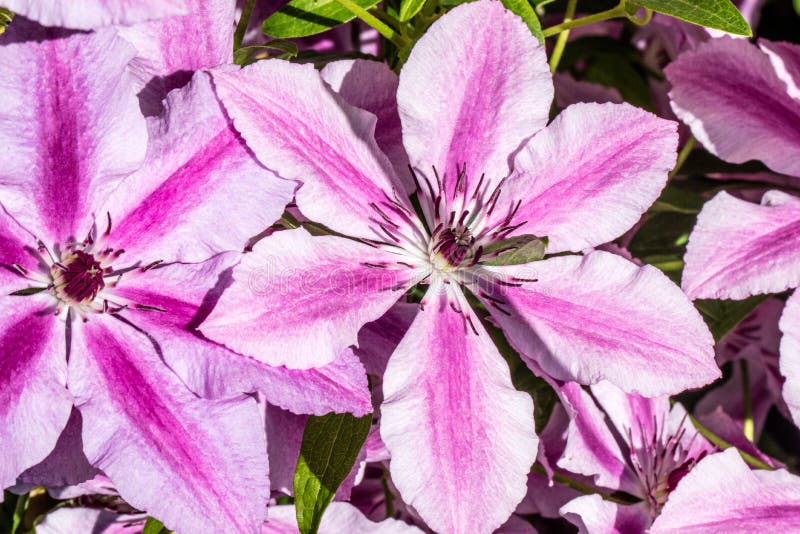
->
(101, 71), (295, 264)
(2, 0), (186, 29)
(201, 228), (421, 369)
(397, 0), (552, 199)
(381, 282), (537, 533)
(0, 30), (147, 245)
(68, 316), (269, 534)
(482, 251), (718, 396)
(212, 61), (403, 239)
(682, 191), (800, 300)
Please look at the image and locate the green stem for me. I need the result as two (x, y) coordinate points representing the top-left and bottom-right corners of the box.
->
(741, 359), (755, 442)
(669, 136), (696, 178)
(331, 0), (409, 48)
(542, 3), (628, 38)
(548, 0), (578, 72)
(689, 415), (772, 470)
(233, 0), (256, 51)
(531, 464), (634, 505)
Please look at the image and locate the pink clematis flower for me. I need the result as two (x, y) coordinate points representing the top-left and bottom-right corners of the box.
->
(648, 448), (800, 533)
(1, 0), (188, 30)
(557, 381), (715, 533)
(203, 1), (717, 531)
(666, 36), (800, 426)
(0, 27), (354, 533)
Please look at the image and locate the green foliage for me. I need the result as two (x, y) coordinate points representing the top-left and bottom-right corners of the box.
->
(0, 491), (28, 534)
(398, 0), (427, 22)
(0, 8), (12, 36)
(629, 0), (752, 36)
(263, 0), (381, 38)
(481, 235), (548, 266)
(294, 413), (372, 534)
(142, 517), (172, 534)
(500, 0), (544, 43)
(234, 40), (300, 65)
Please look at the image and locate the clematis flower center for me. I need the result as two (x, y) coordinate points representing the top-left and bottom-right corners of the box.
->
(430, 223), (476, 270)
(51, 250), (106, 304)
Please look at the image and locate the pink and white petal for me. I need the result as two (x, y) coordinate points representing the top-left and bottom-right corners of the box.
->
(557, 383), (639, 495)
(665, 36), (800, 177)
(590, 380), (670, 452)
(0, 210), (41, 290)
(397, 0), (552, 199)
(0, 31), (147, 245)
(212, 61), (404, 239)
(553, 72), (623, 108)
(682, 191), (800, 299)
(68, 317), (269, 534)
(100, 71), (295, 263)
(0, 295), (72, 490)
(116, 0), (235, 115)
(108, 256), (372, 414)
(2, 0), (186, 29)
(263, 502), (422, 533)
(650, 449), (800, 533)
(265, 404), (306, 496)
(482, 251), (718, 396)
(354, 302), (417, 377)
(201, 228), (420, 369)
(759, 39), (800, 101)
(779, 289), (800, 425)
(48, 473), (118, 500)
(560, 495), (651, 534)
(18, 409), (98, 488)
(500, 103), (677, 253)
(321, 59), (411, 192)
(36, 507), (145, 534)
(381, 283), (537, 534)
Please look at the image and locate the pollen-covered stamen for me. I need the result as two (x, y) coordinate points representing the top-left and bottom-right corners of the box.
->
(51, 249), (108, 304)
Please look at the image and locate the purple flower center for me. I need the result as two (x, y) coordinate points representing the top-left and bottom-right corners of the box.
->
(52, 250), (106, 304)
(431, 224), (475, 267)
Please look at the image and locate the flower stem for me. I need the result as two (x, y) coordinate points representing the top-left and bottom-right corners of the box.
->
(233, 0), (256, 51)
(548, 0), (578, 72)
(689, 415), (772, 470)
(331, 0), (410, 49)
(542, 2), (628, 38)
(741, 359), (755, 442)
(669, 136), (696, 178)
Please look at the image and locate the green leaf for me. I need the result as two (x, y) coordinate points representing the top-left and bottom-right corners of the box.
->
(262, 0), (380, 38)
(500, 0), (544, 44)
(0, 8), (13, 36)
(695, 294), (770, 342)
(629, 0), (751, 36)
(795, 0), (800, 16)
(294, 413), (372, 534)
(481, 235), (547, 266)
(234, 40), (299, 65)
(398, 0), (426, 22)
(9, 287), (47, 297)
(142, 517), (171, 534)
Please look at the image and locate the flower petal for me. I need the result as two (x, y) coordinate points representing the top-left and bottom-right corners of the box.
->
(557, 383), (639, 495)
(263, 502), (422, 533)
(397, 0), (552, 195)
(780, 289), (800, 425)
(682, 191), (800, 299)
(211, 61), (403, 239)
(665, 36), (800, 177)
(108, 255), (373, 415)
(0, 295), (71, 490)
(321, 59), (411, 193)
(201, 228), (420, 369)
(499, 102), (677, 253)
(482, 251), (718, 395)
(354, 302), (417, 377)
(116, 0), (235, 115)
(560, 495), (651, 534)
(0, 30), (147, 245)
(760, 39), (800, 101)
(650, 449), (800, 533)
(2, 0), (186, 29)
(100, 71), (295, 264)
(36, 507), (144, 534)
(590, 380), (670, 452)
(381, 282), (537, 533)
(69, 316), (269, 534)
